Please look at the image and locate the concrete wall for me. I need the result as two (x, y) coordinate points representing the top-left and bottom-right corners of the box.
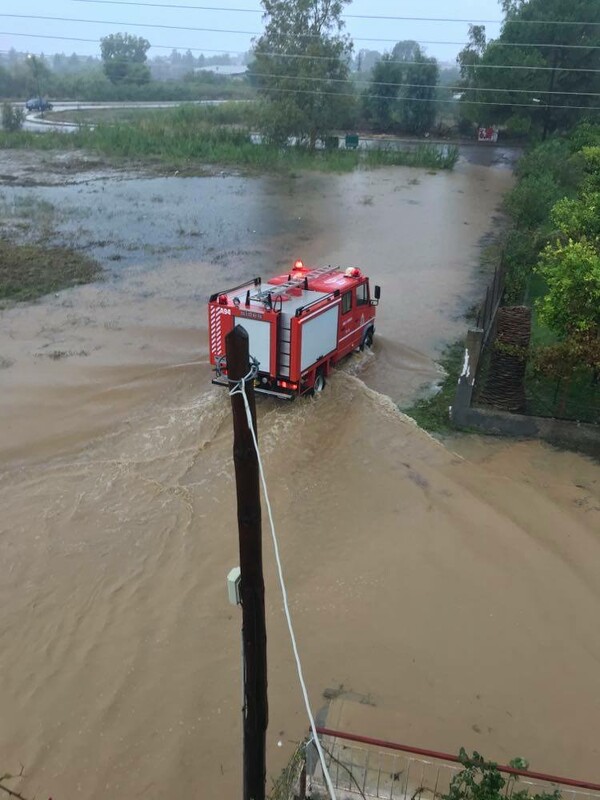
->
(451, 403), (600, 456)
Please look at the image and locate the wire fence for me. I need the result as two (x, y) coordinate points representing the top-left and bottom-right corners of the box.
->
(305, 730), (600, 800)
(523, 365), (600, 424)
(469, 256), (599, 426)
(475, 258), (507, 345)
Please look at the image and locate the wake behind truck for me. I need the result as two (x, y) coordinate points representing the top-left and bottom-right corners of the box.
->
(208, 260), (381, 399)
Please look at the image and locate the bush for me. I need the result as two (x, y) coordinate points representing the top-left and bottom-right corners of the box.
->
(504, 172), (565, 230)
(503, 228), (542, 303)
(515, 138), (582, 190)
(444, 750), (560, 800)
(1, 102), (24, 132)
(505, 114), (533, 139)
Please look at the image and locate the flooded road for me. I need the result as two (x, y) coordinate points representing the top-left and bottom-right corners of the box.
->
(1, 152), (599, 798)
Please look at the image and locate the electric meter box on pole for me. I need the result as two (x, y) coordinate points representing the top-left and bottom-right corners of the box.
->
(227, 567), (242, 606)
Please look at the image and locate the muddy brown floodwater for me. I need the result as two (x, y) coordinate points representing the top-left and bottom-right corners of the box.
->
(1, 150), (599, 799)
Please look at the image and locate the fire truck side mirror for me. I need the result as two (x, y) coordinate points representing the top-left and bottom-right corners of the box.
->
(371, 285), (381, 305)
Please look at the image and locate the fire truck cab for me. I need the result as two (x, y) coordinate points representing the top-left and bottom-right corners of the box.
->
(208, 260), (381, 399)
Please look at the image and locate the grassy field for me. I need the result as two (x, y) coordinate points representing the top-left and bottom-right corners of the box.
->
(0, 239), (101, 305)
(2, 104), (460, 173)
(0, 194), (102, 305)
(43, 102), (261, 127)
(45, 108), (163, 125)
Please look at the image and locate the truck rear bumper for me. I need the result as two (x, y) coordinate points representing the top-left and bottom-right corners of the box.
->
(211, 378), (295, 400)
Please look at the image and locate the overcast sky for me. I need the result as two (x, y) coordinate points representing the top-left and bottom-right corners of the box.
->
(0, 0), (504, 64)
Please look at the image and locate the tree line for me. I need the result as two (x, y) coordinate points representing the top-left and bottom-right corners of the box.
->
(251, 0), (600, 144)
(0, 44), (252, 104)
(2, 0), (599, 142)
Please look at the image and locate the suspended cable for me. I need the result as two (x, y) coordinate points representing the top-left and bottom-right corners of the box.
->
(255, 84), (600, 111)
(70, 0), (600, 27)
(250, 71), (600, 99)
(0, 30), (600, 78)
(6, 36), (597, 96)
(5, 31), (600, 74)
(3, 14), (600, 49)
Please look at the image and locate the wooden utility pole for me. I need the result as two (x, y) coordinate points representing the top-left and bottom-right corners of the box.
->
(226, 325), (268, 800)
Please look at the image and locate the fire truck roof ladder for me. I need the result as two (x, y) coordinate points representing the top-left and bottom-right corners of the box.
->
(209, 276), (261, 303)
(252, 264), (339, 303)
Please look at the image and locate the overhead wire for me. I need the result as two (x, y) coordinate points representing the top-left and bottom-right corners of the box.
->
(2, 14), (600, 49)
(4, 31), (600, 74)
(31, 50), (577, 109)
(70, 0), (600, 27)
(2, 13), (600, 111)
(3, 32), (600, 109)
(246, 71), (600, 99)
(3, 38), (600, 105)
(243, 84), (600, 111)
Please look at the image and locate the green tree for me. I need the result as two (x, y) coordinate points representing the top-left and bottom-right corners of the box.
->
(456, 24), (487, 123)
(364, 42), (438, 134)
(402, 51), (439, 133)
(536, 238), (600, 336)
(252, 0), (353, 147)
(100, 33), (151, 85)
(551, 192), (600, 239)
(363, 55), (402, 131)
(457, 0), (600, 137)
(26, 54), (51, 98)
(391, 40), (421, 63)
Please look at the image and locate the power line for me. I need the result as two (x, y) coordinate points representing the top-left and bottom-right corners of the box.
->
(4, 31), (600, 74)
(2, 38), (596, 108)
(2, 13), (600, 49)
(252, 71), (600, 99)
(249, 84), (600, 111)
(5, 29), (600, 78)
(71, 0), (600, 27)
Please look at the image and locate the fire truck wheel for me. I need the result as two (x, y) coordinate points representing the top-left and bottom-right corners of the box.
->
(361, 328), (374, 350)
(313, 371), (326, 394)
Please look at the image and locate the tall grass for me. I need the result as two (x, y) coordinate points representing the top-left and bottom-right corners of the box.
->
(0, 105), (460, 172)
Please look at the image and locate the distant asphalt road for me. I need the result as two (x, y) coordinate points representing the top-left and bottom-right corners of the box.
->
(20, 100), (224, 132)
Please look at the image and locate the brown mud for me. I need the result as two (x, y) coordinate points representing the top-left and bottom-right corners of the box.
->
(1, 149), (599, 799)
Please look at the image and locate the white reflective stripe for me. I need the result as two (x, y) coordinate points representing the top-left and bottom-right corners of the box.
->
(339, 319), (372, 343)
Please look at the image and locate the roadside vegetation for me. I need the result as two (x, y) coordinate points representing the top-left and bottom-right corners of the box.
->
(402, 343), (465, 433)
(0, 104), (459, 173)
(443, 750), (560, 800)
(496, 124), (600, 424)
(0, 49), (253, 103)
(407, 121), (600, 433)
(1, 0), (599, 146)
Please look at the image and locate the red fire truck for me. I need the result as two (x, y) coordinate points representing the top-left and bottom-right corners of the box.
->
(208, 260), (381, 398)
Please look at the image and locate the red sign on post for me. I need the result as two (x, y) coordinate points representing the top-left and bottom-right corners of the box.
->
(478, 126), (498, 142)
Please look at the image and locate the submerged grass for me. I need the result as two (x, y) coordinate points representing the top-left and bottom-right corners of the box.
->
(0, 105), (459, 172)
(402, 342), (464, 433)
(0, 239), (102, 304)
